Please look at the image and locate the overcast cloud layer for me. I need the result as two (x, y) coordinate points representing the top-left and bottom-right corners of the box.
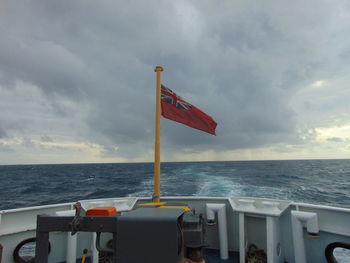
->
(1, 0), (350, 164)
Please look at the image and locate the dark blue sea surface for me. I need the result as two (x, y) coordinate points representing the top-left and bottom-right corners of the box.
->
(1, 159), (349, 210)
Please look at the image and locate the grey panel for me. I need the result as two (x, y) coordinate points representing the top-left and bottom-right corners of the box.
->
(116, 207), (184, 263)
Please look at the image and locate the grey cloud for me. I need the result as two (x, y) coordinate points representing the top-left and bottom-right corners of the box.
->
(327, 137), (344, 143)
(0, 142), (13, 152)
(40, 136), (53, 142)
(1, 0), (350, 161)
(22, 137), (36, 148)
(0, 118), (30, 139)
(0, 126), (7, 138)
(0, 36), (85, 99)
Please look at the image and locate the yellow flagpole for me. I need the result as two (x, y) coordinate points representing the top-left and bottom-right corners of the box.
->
(153, 66), (163, 203)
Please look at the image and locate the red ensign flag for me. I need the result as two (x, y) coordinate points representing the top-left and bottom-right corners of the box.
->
(161, 85), (217, 135)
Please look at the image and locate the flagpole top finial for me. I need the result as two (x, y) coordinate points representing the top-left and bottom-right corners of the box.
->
(154, 66), (164, 72)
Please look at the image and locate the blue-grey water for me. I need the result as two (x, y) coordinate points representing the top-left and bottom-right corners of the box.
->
(1, 159), (349, 210)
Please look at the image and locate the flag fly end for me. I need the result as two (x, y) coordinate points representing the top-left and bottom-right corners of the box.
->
(160, 84), (217, 135)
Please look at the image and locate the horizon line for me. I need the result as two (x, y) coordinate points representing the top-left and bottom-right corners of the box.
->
(1, 157), (350, 166)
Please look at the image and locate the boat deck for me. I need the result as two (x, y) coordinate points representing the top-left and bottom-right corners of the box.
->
(204, 249), (239, 263)
(3, 197), (350, 263)
(74, 249), (239, 263)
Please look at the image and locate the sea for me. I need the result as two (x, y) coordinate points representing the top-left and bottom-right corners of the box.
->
(1, 159), (349, 210)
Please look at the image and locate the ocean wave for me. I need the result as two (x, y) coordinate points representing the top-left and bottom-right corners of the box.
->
(1, 160), (350, 209)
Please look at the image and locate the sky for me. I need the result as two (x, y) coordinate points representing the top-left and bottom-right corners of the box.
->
(1, 0), (350, 164)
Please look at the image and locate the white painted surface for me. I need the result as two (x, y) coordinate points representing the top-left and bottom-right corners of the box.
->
(91, 232), (99, 263)
(239, 212), (245, 263)
(66, 232), (77, 263)
(206, 203), (229, 260)
(266, 216), (281, 263)
(291, 210), (319, 263)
